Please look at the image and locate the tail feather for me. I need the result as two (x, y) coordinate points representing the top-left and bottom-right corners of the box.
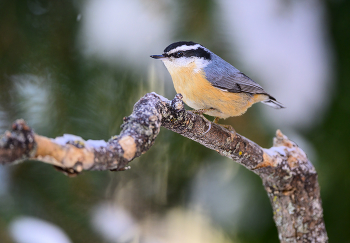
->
(261, 98), (285, 109)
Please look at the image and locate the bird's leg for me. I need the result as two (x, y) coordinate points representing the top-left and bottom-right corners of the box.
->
(190, 110), (235, 136)
(213, 117), (236, 136)
(190, 109), (215, 135)
(213, 117), (220, 123)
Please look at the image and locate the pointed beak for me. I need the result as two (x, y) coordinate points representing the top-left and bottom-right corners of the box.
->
(150, 54), (165, 59)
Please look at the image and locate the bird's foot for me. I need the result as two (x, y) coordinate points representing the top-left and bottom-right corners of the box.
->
(212, 117), (236, 136)
(190, 109), (214, 135)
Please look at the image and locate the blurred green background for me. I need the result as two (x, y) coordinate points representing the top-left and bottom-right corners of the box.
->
(0, 0), (349, 242)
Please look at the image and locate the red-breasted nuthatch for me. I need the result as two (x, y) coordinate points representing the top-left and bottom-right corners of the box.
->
(151, 41), (285, 125)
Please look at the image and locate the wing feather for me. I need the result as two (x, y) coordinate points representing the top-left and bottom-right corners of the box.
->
(204, 54), (268, 95)
(202, 54), (285, 109)
(213, 72), (267, 94)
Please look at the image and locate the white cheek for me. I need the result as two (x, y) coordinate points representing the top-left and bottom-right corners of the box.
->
(162, 59), (176, 70)
(193, 58), (210, 73)
(174, 57), (193, 67)
(162, 57), (193, 69)
(162, 57), (209, 73)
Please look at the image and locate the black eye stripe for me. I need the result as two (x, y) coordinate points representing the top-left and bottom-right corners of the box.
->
(183, 48), (211, 59)
(173, 51), (184, 58)
(164, 47), (211, 60)
(163, 52), (184, 58)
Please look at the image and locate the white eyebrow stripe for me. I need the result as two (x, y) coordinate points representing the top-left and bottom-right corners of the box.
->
(167, 44), (203, 54)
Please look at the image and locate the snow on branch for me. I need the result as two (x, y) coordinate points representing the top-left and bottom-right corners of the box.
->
(0, 92), (328, 242)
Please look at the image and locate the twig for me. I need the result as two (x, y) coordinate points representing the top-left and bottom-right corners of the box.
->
(0, 92), (328, 242)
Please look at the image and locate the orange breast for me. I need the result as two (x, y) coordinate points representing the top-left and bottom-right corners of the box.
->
(168, 63), (267, 119)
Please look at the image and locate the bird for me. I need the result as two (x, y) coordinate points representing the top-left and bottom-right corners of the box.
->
(150, 41), (285, 128)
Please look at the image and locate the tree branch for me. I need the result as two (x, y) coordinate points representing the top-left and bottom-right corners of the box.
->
(0, 92), (328, 242)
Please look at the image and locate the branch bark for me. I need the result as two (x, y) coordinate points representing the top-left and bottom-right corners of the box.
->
(0, 92), (328, 242)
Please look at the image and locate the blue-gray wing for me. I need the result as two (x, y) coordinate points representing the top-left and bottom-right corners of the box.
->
(204, 54), (268, 95)
(209, 72), (268, 94)
(203, 54), (285, 108)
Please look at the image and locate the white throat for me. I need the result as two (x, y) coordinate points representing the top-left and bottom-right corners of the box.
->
(162, 57), (209, 73)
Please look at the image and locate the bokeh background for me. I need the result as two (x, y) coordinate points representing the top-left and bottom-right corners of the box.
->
(0, 0), (348, 242)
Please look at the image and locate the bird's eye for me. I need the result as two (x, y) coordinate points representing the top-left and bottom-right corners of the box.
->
(174, 51), (184, 58)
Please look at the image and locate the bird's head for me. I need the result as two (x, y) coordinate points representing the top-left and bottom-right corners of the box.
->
(151, 41), (211, 72)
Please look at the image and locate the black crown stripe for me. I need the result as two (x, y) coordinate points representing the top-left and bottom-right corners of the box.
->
(164, 41), (198, 53)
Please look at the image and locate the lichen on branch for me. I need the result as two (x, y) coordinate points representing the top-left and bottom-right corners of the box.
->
(0, 92), (328, 242)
